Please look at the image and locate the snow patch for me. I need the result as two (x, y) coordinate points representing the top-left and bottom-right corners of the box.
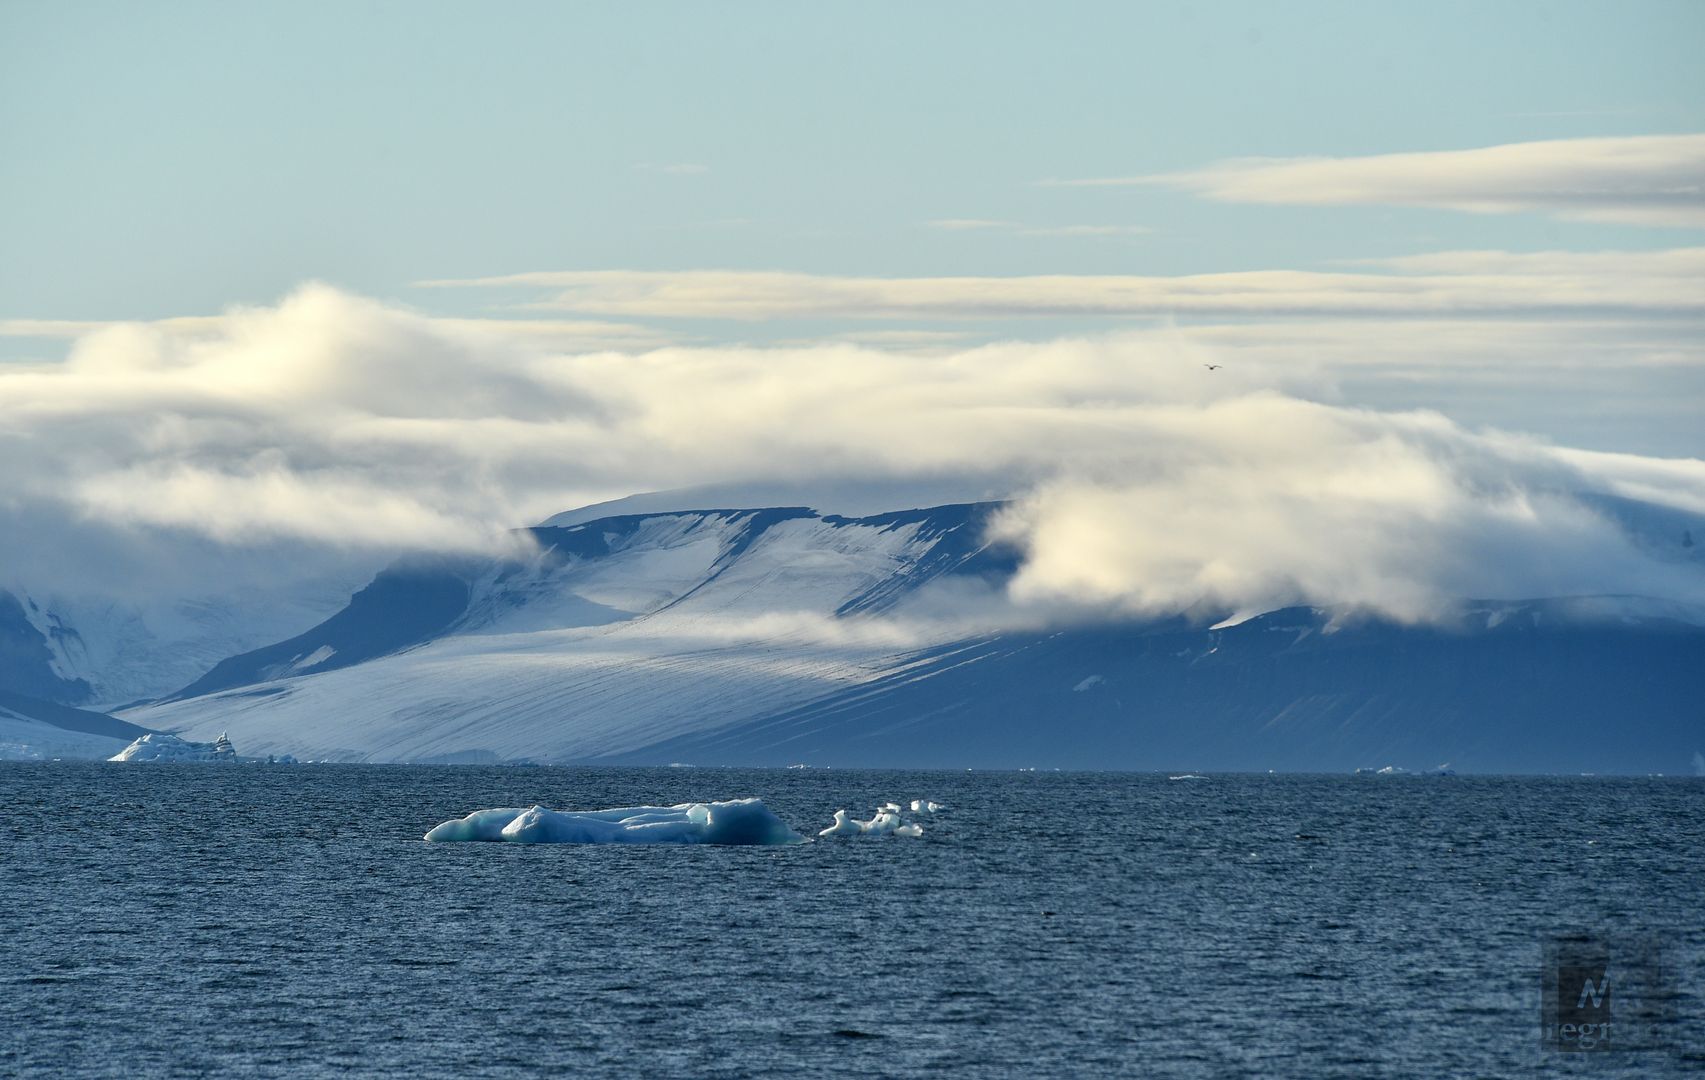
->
(290, 645), (336, 672)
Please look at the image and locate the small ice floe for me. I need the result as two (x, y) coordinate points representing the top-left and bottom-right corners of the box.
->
(818, 801), (934, 838)
(909, 800), (943, 813)
(109, 731), (239, 763)
(1354, 765), (1409, 775)
(1168, 774), (1209, 781)
(424, 799), (802, 845)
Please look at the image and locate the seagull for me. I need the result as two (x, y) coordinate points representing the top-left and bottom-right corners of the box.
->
(1204, 364), (1222, 371)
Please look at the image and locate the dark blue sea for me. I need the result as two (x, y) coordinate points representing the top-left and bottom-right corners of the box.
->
(2, 764), (1700, 1077)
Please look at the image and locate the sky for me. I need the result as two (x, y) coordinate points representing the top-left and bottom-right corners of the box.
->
(1, 1), (1703, 623)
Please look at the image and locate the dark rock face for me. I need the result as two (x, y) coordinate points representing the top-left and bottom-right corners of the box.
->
(0, 591), (91, 704)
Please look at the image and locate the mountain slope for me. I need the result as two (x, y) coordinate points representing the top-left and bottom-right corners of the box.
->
(622, 604), (1705, 774)
(0, 689), (154, 761)
(119, 500), (1705, 773)
(122, 504), (1015, 762)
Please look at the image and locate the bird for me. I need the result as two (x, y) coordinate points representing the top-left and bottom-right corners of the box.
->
(1204, 363), (1222, 371)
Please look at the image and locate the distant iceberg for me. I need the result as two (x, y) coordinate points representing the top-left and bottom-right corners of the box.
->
(423, 799), (802, 845)
(109, 731), (238, 763)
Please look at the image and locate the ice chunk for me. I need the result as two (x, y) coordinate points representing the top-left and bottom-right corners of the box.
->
(818, 805), (925, 838)
(424, 798), (801, 845)
(422, 807), (529, 842)
(1168, 774), (1208, 781)
(909, 800), (943, 813)
(818, 809), (864, 837)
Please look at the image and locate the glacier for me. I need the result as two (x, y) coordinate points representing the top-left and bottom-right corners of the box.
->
(119, 504), (1019, 764)
(423, 799), (802, 845)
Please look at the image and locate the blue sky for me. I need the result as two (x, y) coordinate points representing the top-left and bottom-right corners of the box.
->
(2, 1), (1704, 611)
(3, 0), (1701, 319)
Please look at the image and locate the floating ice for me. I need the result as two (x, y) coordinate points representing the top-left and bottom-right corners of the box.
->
(422, 807), (530, 842)
(109, 731), (238, 763)
(818, 800), (935, 838)
(423, 798), (802, 845)
(1168, 774), (1209, 781)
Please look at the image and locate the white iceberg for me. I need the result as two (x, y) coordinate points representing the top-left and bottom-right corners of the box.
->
(423, 798), (802, 845)
(109, 731), (238, 763)
(909, 799), (943, 813)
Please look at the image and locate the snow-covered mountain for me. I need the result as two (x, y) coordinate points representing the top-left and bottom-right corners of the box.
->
(0, 576), (366, 711)
(2, 492), (1699, 772)
(94, 497), (1705, 773)
(121, 504), (1018, 763)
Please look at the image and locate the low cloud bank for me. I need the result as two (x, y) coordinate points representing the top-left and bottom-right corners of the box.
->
(1, 284), (1700, 623)
(1059, 134), (1705, 229)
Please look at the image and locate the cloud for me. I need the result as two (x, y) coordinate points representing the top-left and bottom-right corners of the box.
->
(0, 312), (674, 350)
(1053, 134), (1705, 228)
(2, 284), (1701, 627)
(416, 248), (1705, 319)
(989, 403), (1705, 624)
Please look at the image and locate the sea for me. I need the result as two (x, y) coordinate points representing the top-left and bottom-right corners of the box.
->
(2, 764), (1700, 1078)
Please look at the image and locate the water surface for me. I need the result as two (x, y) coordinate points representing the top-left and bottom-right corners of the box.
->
(2, 764), (1700, 1077)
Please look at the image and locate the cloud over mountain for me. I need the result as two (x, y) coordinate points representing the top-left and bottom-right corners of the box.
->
(1, 283), (1701, 623)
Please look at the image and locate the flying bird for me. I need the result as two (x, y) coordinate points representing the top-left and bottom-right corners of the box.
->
(1204, 364), (1222, 371)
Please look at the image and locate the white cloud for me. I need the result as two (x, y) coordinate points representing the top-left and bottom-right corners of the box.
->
(0, 312), (672, 350)
(1055, 134), (1705, 228)
(2, 284), (1701, 625)
(416, 248), (1705, 319)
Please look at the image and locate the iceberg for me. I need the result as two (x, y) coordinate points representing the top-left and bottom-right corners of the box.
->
(421, 807), (529, 842)
(109, 731), (239, 763)
(423, 798), (802, 845)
